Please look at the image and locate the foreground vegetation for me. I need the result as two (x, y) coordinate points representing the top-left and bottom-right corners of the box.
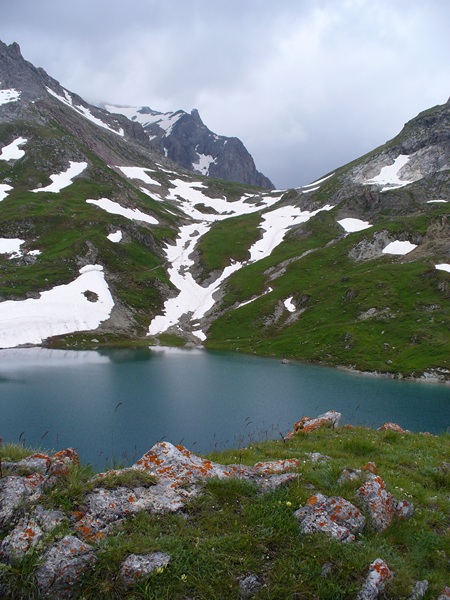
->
(1, 425), (449, 598)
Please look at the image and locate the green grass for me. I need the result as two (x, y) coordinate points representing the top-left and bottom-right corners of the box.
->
(2, 427), (448, 598)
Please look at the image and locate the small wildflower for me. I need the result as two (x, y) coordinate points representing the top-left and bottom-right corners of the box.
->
(156, 567), (165, 575)
(286, 501), (292, 507)
(180, 574), (187, 582)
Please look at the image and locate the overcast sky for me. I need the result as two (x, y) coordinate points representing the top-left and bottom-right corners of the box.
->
(1, 0), (449, 188)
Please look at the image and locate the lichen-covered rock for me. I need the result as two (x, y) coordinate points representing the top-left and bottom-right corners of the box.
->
(0, 517), (43, 564)
(46, 448), (79, 477)
(33, 505), (66, 532)
(338, 468), (363, 485)
(120, 552), (170, 589)
(356, 558), (393, 600)
(437, 586), (450, 600)
(396, 499), (414, 521)
(292, 410), (342, 434)
(378, 422), (407, 433)
(294, 493), (365, 542)
(238, 573), (263, 598)
(357, 476), (397, 532)
(36, 535), (96, 599)
(134, 442), (299, 490)
(408, 580), (429, 599)
(0, 474), (45, 529)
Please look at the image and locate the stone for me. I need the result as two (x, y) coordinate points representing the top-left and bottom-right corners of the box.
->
(0, 517), (44, 564)
(238, 573), (263, 598)
(357, 476), (397, 532)
(378, 422), (407, 433)
(437, 586), (450, 600)
(292, 410), (342, 434)
(338, 468), (363, 485)
(396, 499), (414, 521)
(305, 452), (331, 463)
(408, 580), (429, 599)
(120, 552), (170, 589)
(36, 535), (96, 599)
(294, 493), (365, 542)
(356, 558), (393, 600)
(320, 562), (333, 577)
(0, 474), (45, 529)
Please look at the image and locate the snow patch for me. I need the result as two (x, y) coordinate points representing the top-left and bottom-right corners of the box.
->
(47, 88), (124, 136)
(107, 230), (122, 243)
(338, 218), (372, 233)
(382, 240), (417, 255)
(86, 198), (158, 225)
(192, 152), (216, 175)
(427, 200), (448, 203)
(284, 297), (296, 313)
(0, 137), (27, 161)
(0, 238), (25, 257)
(365, 155), (413, 191)
(0, 183), (13, 201)
(117, 166), (161, 186)
(0, 88), (21, 106)
(104, 105), (183, 135)
(32, 161), (87, 193)
(0, 265), (114, 349)
(435, 263), (450, 274)
(302, 173), (335, 188)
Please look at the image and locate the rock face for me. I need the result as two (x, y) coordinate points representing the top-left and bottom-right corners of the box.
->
(104, 104), (274, 188)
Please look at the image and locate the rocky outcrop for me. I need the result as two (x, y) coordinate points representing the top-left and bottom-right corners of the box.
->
(104, 104), (274, 188)
(120, 552), (171, 589)
(294, 493), (365, 542)
(285, 410), (342, 438)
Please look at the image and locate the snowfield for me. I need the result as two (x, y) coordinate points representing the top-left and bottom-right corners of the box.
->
(148, 173), (334, 340)
(117, 166), (161, 186)
(0, 265), (114, 349)
(365, 155), (416, 191)
(0, 88), (21, 105)
(0, 237), (25, 257)
(0, 183), (13, 201)
(47, 88), (124, 136)
(0, 137), (27, 161)
(436, 263), (450, 274)
(382, 241), (418, 255)
(86, 198), (158, 225)
(338, 218), (372, 233)
(32, 161), (87, 193)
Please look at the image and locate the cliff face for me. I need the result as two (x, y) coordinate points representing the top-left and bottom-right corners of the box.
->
(103, 104), (274, 188)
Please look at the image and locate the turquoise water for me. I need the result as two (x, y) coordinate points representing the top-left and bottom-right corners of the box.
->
(1, 347), (449, 469)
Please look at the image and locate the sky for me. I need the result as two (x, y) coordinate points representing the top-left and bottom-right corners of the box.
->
(1, 0), (449, 189)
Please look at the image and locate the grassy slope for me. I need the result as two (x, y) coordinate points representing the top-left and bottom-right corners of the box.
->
(0, 122), (180, 335)
(1, 427), (449, 599)
(205, 201), (450, 378)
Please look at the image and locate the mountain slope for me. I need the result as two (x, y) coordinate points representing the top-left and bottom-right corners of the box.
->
(103, 103), (274, 188)
(0, 41), (449, 380)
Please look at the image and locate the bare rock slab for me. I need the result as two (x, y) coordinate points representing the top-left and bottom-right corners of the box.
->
(357, 476), (397, 532)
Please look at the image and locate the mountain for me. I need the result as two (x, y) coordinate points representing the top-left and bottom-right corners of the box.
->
(0, 40), (449, 380)
(102, 103), (274, 189)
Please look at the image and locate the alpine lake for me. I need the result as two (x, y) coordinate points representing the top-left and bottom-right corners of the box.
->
(1, 346), (449, 470)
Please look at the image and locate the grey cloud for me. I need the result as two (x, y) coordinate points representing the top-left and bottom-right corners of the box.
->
(1, 0), (449, 187)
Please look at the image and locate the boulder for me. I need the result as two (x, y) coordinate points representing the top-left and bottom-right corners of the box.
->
(294, 493), (365, 542)
(356, 558), (393, 600)
(238, 573), (263, 598)
(0, 517), (44, 564)
(378, 422), (407, 433)
(437, 587), (450, 600)
(357, 476), (397, 532)
(120, 552), (170, 589)
(0, 473), (45, 529)
(36, 535), (96, 599)
(292, 410), (342, 433)
(408, 580), (429, 599)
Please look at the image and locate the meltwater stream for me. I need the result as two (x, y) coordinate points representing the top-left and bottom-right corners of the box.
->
(1, 347), (448, 470)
